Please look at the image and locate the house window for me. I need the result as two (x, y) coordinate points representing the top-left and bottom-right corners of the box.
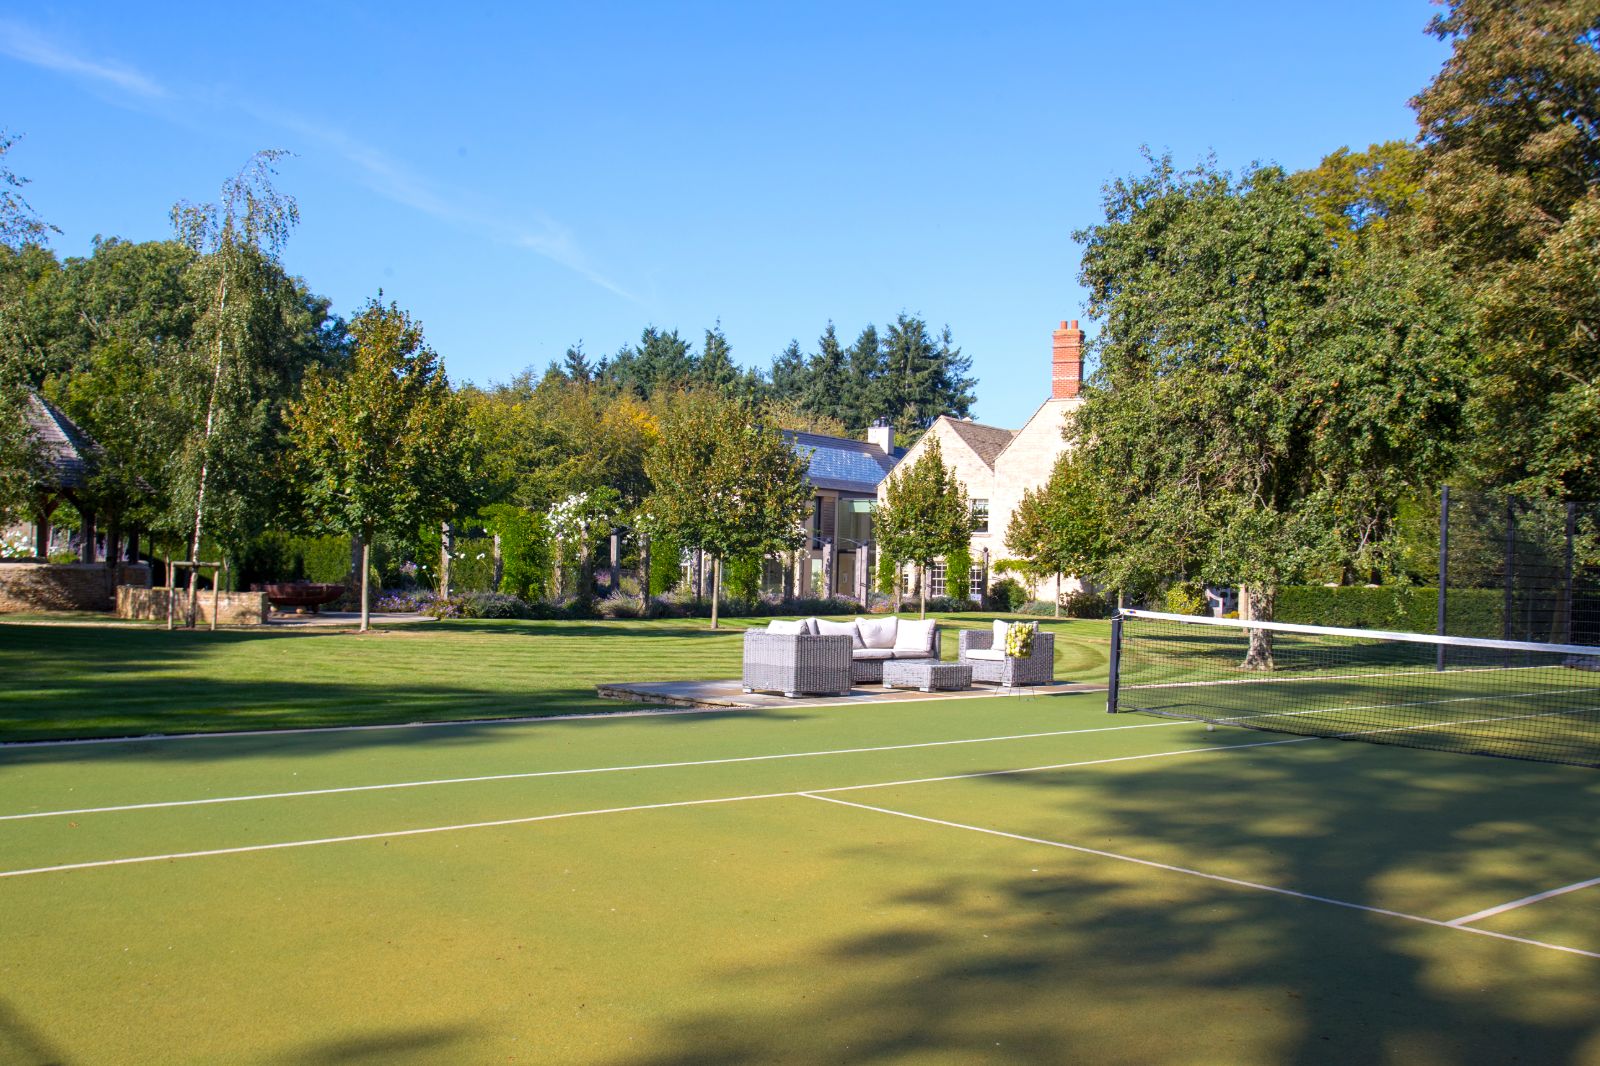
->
(969, 565), (985, 602)
(971, 499), (989, 534)
(928, 561), (947, 598)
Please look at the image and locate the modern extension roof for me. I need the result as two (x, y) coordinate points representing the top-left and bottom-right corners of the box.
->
(25, 392), (100, 492)
(783, 430), (901, 494)
(938, 416), (1016, 470)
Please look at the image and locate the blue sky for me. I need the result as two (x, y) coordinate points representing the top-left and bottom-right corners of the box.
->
(3, 2), (1448, 429)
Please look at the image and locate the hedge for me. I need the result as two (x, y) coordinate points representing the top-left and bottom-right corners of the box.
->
(1275, 585), (1502, 637)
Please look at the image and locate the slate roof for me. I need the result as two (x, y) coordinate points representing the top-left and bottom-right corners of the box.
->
(782, 430), (901, 494)
(25, 392), (100, 491)
(940, 416), (1015, 470)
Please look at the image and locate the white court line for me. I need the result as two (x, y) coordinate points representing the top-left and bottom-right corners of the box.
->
(1448, 877), (1600, 927)
(0, 733), (1313, 879)
(803, 793), (1600, 961)
(0, 719), (1191, 822)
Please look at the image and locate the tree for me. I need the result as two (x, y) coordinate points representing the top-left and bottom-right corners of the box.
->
(1290, 141), (1425, 248)
(170, 151), (301, 605)
(874, 436), (972, 618)
(645, 389), (809, 627)
(842, 325), (885, 431)
(1005, 451), (1111, 615)
(880, 314), (976, 431)
(1072, 154), (1466, 667)
(800, 322), (848, 422)
(0, 133), (56, 522)
(696, 323), (741, 392)
(1412, 0), (1600, 497)
(0, 132), (57, 248)
(768, 339), (808, 398)
(286, 299), (477, 630)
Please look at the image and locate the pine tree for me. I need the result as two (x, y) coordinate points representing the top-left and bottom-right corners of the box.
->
(696, 323), (740, 392)
(768, 339), (808, 398)
(801, 322), (847, 425)
(843, 325), (884, 431)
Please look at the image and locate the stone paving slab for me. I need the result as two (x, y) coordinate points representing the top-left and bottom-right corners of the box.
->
(596, 677), (1102, 710)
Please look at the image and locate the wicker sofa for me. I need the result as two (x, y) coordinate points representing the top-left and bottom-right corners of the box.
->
(958, 625), (1056, 687)
(742, 616), (940, 696)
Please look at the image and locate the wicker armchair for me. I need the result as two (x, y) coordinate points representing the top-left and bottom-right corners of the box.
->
(958, 628), (1056, 687)
(742, 632), (852, 698)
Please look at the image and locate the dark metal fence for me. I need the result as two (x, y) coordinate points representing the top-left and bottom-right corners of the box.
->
(1438, 487), (1600, 646)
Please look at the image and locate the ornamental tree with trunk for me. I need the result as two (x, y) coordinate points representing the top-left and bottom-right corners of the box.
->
(286, 298), (477, 631)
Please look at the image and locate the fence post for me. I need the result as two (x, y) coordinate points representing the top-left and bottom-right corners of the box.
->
(1566, 501), (1577, 644)
(1436, 485), (1449, 670)
(1503, 496), (1516, 642)
(1106, 613), (1123, 714)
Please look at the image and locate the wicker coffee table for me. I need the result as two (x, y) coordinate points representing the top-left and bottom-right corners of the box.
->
(881, 660), (972, 693)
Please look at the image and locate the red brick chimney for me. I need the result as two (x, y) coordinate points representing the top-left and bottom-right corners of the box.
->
(1051, 319), (1085, 399)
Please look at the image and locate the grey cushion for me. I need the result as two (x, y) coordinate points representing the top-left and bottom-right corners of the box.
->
(852, 648), (895, 660)
(855, 616), (899, 649)
(815, 618), (860, 647)
(767, 619), (808, 635)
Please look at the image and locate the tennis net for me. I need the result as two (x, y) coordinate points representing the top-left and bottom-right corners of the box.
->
(1108, 609), (1600, 768)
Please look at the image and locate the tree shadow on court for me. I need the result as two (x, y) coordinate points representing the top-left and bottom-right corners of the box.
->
(599, 745), (1600, 1065)
(274, 1023), (478, 1064)
(0, 619), (798, 754)
(0, 997), (71, 1066)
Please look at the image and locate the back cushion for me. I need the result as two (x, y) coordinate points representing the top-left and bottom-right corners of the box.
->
(855, 616), (899, 650)
(992, 619), (1010, 646)
(767, 619), (808, 635)
(814, 618), (862, 648)
(894, 619), (936, 652)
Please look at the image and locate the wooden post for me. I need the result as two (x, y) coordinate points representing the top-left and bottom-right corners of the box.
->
(211, 563), (221, 631)
(165, 552), (174, 631)
(710, 556), (722, 629)
(79, 508), (97, 563)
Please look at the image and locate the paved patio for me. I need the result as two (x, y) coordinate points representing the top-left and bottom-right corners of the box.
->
(596, 678), (1102, 710)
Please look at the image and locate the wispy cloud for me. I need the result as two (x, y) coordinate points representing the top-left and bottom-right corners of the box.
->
(0, 20), (167, 98)
(0, 21), (638, 303)
(244, 103), (641, 303)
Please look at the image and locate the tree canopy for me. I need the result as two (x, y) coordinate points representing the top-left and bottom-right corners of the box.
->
(874, 436), (971, 618)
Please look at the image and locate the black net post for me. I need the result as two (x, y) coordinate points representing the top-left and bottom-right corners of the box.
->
(1106, 612), (1123, 714)
(1437, 485), (1450, 670)
(1504, 497), (1517, 641)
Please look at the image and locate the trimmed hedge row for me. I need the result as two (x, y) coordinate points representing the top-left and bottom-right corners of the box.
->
(1275, 585), (1502, 637)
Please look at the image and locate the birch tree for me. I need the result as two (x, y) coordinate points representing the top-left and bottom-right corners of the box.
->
(170, 151), (299, 606)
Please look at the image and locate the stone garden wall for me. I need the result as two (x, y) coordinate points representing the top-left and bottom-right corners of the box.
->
(116, 586), (269, 626)
(0, 562), (151, 612)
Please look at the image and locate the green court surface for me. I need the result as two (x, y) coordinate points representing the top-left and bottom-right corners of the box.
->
(2, 693), (1597, 1065)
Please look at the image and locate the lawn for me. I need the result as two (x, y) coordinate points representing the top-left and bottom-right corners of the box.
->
(0, 613), (1112, 742)
(0, 691), (1595, 1065)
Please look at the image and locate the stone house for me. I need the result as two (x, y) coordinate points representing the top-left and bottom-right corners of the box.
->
(879, 319), (1087, 603)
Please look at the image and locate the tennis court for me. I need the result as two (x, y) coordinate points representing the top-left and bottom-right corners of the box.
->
(2, 687), (1597, 1064)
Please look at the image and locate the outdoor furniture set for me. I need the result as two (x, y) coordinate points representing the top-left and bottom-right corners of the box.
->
(741, 615), (1055, 698)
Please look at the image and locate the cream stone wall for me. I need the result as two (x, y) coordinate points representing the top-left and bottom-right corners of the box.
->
(879, 401), (1091, 604)
(991, 398), (1085, 599)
